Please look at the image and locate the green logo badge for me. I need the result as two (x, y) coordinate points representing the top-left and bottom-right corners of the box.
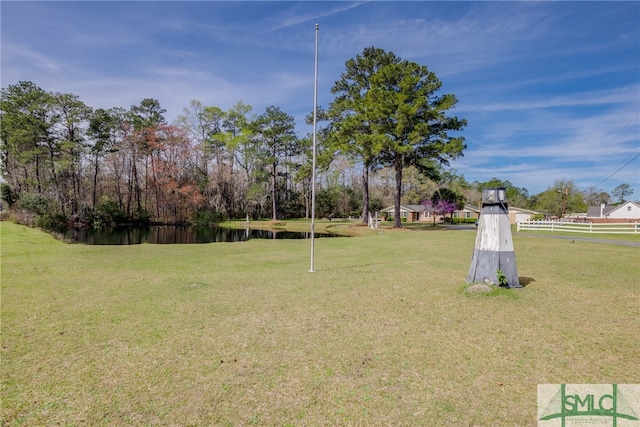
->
(538, 384), (639, 426)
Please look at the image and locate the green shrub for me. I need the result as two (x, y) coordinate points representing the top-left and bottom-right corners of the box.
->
(496, 269), (508, 287)
(1, 183), (17, 207)
(36, 213), (69, 233)
(15, 193), (51, 215)
(196, 211), (216, 225)
(132, 208), (151, 225)
(452, 217), (477, 224)
(92, 200), (129, 226)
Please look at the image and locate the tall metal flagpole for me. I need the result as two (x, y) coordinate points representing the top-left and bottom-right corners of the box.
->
(309, 23), (319, 273)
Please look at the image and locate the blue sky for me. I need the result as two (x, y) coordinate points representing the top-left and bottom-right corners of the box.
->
(2, 1), (639, 198)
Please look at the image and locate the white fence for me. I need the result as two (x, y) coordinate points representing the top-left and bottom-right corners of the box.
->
(517, 220), (640, 234)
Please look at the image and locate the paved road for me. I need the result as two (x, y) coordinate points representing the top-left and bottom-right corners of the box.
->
(444, 224), (477, 231)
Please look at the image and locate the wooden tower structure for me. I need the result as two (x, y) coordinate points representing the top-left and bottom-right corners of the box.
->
(467, 187), (521, 288)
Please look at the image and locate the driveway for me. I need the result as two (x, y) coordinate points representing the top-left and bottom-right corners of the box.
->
(443, 224), (477, 231)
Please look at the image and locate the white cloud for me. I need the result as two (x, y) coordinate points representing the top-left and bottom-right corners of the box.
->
(2, 41), (62, 74)
(458, 85), (640, 113)
(261, 2), (370, 34)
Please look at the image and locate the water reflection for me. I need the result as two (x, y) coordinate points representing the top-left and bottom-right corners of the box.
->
(66, 225), (340, 245)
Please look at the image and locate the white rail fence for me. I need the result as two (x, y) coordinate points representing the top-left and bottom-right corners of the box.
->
(517, 220), (640, 234)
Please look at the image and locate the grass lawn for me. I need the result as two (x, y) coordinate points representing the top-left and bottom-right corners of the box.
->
(513, 228), (640, 242)
(1, 221), (638, 426)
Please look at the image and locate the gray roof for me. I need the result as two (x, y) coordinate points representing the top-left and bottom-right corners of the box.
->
(586, 202), (640, 217)
(381, 204), (424, 212)
(463, 205), (480, 212)
(404, 204), (425, 211)
(586, 205), (603, 217)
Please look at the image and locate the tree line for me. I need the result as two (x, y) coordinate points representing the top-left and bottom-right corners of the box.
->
(1, 47), (633, 231)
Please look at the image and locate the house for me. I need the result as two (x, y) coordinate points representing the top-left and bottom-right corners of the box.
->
(454, 205), (538, 224)
(381, 204), (479, 223)
(586, 202), (640, 222)
(508, 207), (539, 224)
(381, 204), (538, 224)
(380, 205), (431, 222)
(452, 205), (480, 222)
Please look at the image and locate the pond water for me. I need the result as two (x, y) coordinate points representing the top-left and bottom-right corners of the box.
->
(65, 225), (341, 245)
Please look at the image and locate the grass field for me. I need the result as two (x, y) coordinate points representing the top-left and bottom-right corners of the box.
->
(1, 221), (638, 426)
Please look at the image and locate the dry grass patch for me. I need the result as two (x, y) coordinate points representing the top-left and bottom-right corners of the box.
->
(1, 221), (638, 426)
